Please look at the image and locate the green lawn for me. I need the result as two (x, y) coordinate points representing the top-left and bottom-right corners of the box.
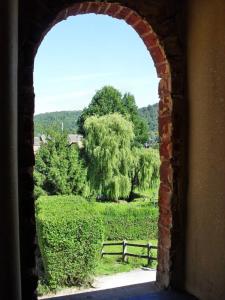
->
(96, 240), (158, 276)
(132, 186), (159, 204)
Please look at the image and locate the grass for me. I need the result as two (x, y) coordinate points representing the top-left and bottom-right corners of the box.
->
(132, 186), (159, 204)
(96, 239), (158, 276)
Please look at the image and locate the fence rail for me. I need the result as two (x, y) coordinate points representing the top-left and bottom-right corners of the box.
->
(101, 240), (158, 265)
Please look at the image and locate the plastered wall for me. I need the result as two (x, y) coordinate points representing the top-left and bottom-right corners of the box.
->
(185, 0), (225, 299)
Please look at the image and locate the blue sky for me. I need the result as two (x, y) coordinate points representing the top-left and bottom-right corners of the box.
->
(34, 14), (159, 114)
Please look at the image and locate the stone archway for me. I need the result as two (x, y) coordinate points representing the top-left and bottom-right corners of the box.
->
(18, 1), (185, 298)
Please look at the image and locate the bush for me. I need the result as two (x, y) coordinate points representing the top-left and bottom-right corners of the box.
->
(36, 196), (158, 290)
(96, 202), (158, 240)
(36, 196), (103, 289)
(34, 131), (88, 198)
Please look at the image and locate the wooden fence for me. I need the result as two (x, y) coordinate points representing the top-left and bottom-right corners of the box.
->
(101, 240), (158, 265)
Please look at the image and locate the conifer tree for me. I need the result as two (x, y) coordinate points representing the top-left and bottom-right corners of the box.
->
(34, 131), (87, 198)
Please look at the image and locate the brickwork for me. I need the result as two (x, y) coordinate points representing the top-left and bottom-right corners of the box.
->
(18, 1), (185, 298)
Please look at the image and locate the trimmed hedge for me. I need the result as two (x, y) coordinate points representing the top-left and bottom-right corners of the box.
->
(36, 196), (103, 289)
(96, 202), (158, 240)
(36, 196), (158, 289)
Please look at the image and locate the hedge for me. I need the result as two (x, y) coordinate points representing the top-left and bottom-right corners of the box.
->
(36, 196), (158, 289)
(96, 202), (158, 240)
(36, 196), (103, 289)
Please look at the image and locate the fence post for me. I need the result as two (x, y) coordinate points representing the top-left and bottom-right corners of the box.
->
(122, 240), (127, 262)
(147, 242), (151, 265)
(101, 243), (104, 258)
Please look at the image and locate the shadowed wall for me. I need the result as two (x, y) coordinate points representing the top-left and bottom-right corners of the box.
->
(185, 1), (225, 299)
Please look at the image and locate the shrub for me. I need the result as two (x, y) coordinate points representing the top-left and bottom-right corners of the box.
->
(36, 196), (103, 289)
(34, 131), (88, 198)
(36, 196), (158, 290)
(96, 202), (158, 240)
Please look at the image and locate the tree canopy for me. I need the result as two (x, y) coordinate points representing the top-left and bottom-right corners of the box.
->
(84, 113), (160, 201)
(122, 93), (149, 146)
(78, 86), (149, 146)
(34, 102), (159, 140)
(130, 147), (160, 199)
(34, 131), (88, 198)
(34, 87), (160, 202)
(84, 113), (134, 201)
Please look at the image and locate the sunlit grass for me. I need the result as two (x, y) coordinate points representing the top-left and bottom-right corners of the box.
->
(96, 239), (158, 276)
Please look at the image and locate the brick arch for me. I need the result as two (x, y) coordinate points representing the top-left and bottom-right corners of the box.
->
(19, 1), (178, 298)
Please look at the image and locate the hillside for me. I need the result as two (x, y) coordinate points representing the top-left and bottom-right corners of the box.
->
(138, 103), (158, 133)
(34, 110), (82, 135)
(34, 103), (158, 136)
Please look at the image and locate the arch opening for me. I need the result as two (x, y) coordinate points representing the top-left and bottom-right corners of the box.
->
(19, 2), (174, 297)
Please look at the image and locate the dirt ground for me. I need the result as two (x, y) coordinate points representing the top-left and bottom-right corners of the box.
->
(39, 268), (156, 299)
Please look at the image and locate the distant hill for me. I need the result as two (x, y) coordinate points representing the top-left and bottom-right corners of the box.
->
(138, 103), (158, 133)
(34, 103), (158, 136)
(34, 110), (82, 135)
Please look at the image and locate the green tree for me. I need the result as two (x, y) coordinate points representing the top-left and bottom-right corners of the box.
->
(84, 113), (134, 201)
(34, 131), (88, 198)
(129, 147), (160, 200)
(78, 86), (148, 146)
(122, 93), (149, 146)
(77, 86), (124, 134)
(33, 103), (159, 143)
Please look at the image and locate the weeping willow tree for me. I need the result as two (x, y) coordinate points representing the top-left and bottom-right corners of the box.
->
(77, 86), (149, 146)
(129, 147), (160, 200)
(84, 113), (134, 201)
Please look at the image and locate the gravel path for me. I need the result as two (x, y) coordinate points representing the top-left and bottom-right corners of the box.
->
(40, 269), (156, 299)
(93, 268), (156, 290)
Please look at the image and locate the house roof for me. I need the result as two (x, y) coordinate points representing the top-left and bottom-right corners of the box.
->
(67, 134), (83, 145)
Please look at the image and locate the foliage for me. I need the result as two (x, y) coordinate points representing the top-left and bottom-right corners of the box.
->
(34, 131), (88, 197)
(138, 103), (158, 133)
(122, 93), (149, 146)
(77, 86), (124, 134)
(36, 196), (158, 293)
(133, 187), (159, 204)
(34, 110), (82, 136)
(130, 148), (160, 199)
(84, 113), (134, 201)
(84, 113), (160, 201)
(97, 201), (158, 240)
(36, 195), (158, 245)
(34, 102), (159, 145)
(78, 86), (149, 146)
(139, 103), (159, 148)
(36, 196), (104, 289)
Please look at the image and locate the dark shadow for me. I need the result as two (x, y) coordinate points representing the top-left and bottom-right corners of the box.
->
(169, 0), (190, 291)
(41, 282), (197, 300)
